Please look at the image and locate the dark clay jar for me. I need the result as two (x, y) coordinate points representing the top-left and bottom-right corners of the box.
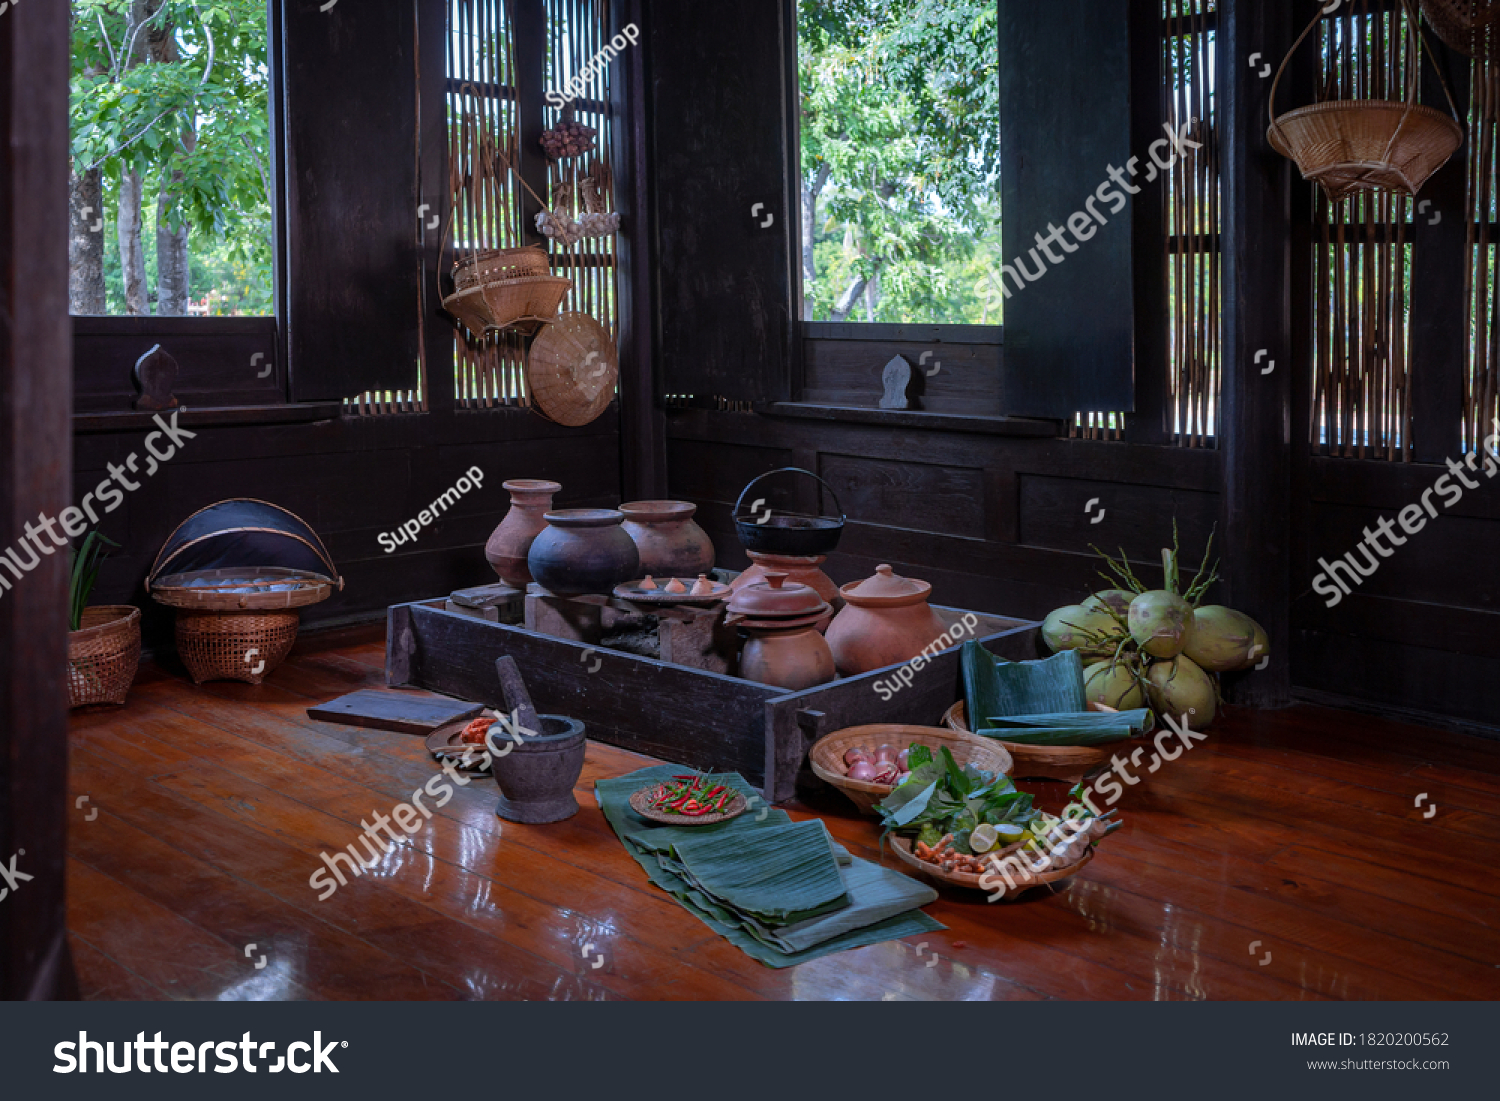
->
(527, 509), (640, 596)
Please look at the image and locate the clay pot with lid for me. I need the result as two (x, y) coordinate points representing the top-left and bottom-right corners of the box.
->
(725, 572), (836, 691)
(619, 500), (716, 578)
(729, 551), (841, 615)
(527, 509), (640, 596)
(486, 479), (562, 586)
(825, 564), (949, 675)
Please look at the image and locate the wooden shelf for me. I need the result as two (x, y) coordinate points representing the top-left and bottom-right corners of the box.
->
(754, 401), (1061, 437)
(73, 402), (344, 434)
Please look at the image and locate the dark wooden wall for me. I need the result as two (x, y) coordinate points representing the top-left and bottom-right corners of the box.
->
(1, 0), (75, 999)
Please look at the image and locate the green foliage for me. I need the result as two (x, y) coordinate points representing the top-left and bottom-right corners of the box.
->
(70, 0), (272, 314)
(69, 531), (119, 632)
(799, 0), (1000, 323)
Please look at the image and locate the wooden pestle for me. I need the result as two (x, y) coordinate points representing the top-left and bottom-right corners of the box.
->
(495, 655), (542, 738)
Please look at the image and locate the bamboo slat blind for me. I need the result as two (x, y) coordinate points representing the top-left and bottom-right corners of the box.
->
(1466, 59), (1500, 449)
(1164, 0), (1219, 447)
(1310, 2), (1414, 461)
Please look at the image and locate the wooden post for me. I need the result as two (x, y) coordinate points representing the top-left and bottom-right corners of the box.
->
(1220, 0), (1294, 706)
(0, 0), (76, 999)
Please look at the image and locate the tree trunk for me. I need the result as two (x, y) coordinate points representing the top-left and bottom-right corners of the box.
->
(828, 273), (869, 323)
(68, 167), (107, 314)
(156, 186), (190, 315)
(864, 269), (881, 321)
(117, 170), (150, 315)
(800, 163), (830, 321)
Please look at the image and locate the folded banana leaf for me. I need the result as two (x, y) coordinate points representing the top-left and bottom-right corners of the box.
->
(983, 709), (1152, 733)
(669, 819), (850, 925)
(962, 640), (1086, 727)
(981, 721), (1134, 746)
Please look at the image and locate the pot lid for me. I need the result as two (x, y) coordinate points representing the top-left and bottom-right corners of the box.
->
(839, 564), (932, 607)
(543, 508), (624, 528)
(725, 571), (829, 619)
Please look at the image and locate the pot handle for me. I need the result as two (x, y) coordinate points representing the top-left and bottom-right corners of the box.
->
(733, 466), (847, 525)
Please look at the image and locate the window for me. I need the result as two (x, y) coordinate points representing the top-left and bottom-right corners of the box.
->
(796, 0), (999, 325)
(68, 0), (273, 318)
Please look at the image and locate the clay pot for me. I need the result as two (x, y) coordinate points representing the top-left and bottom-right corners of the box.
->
(491, 714), (587, 823)
(619, 500), (716, 577)
(729, 551), (841, 613)
(486, 479), (562, 586)
(725, 572), (836, 690)
(826, 564), (948, 675)
(527, 509), (640, 596)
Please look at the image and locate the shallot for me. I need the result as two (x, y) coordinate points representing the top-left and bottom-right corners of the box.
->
(844, 746), (870, 767)
(847, 760), (878, 782)
(898, 747), (911, 769)
(873, 744), (896, 764)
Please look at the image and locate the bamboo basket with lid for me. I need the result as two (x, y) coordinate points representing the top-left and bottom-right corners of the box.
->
(1267, 0), (1465, 202)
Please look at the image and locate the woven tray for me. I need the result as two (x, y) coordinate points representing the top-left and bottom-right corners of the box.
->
(889, 834), (1093, 898)
(67, 605), (141, 709)
(942, 701), (1112, 785)
(152, 567), (333, 612)
(809, 723), (1013, 816)
(628, 784), (748, 825)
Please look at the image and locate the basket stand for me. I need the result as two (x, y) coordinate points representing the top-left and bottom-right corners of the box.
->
(175, 609), (300, 686)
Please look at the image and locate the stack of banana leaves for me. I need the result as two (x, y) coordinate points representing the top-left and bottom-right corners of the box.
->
(961, 641), (1150, 747)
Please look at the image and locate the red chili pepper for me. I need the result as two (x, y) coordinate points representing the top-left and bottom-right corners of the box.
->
(703, 785), (725, 801)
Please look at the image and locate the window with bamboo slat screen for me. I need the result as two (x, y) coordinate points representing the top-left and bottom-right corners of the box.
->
(442, 0), (620, 413)
(1309, 2), (1416, 461)
(1070, 0), (1220, 445)
(1164, 0), (1219, 447)
(1466, 59), (1500, 450)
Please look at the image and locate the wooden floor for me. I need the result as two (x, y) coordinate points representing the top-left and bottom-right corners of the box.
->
(66, 624), (1500, 1001)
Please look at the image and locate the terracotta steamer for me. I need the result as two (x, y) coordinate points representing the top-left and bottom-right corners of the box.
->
(619, 500), (716, 577)
(724, 572), (836, 691)
(825, 564), (948, 675)
(527, 509), (640, 596)
(486, 479), (562, 585)
(729, 551), (841, 614)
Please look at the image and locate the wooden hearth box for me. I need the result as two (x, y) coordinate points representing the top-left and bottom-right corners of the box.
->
(523, 584), (737, 674)
(387, 599), (1039, 802)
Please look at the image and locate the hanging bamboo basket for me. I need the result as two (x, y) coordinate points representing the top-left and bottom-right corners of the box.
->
(1269, 0), (1465, 202)
(1420, 0), (1500, 60)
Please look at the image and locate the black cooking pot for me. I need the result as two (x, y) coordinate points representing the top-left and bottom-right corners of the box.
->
(733, 467), (846, 557)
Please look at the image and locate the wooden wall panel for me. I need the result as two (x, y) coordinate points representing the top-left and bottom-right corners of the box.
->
(817, 453), (986, 540)
(73, 318), (282, 412)
(801, 334), (1003, 415)
(1017, 474), (1218, 565)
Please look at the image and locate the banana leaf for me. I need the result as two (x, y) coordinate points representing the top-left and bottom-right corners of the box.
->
(961, 640), (1085, 729)
(981, 722), (1134, 747)
(669, 819), (849, 925)
(983, 709), (1152, 733)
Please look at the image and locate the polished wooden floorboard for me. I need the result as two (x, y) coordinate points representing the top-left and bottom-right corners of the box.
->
(66, 625), (1500, 1001)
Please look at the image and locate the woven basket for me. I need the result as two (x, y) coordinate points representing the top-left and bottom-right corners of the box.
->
(175, 609), (299, 686)
(1421, 0), (1500, 60)
(1269, 0), (1465, 201)
(151, 567), (333, 612)
(888, 834), (1093, 898)
(452, 246), (551, 291)
(942, 701), (1113, 785)
(442, 274), (574, 339)
(67, 606), (141, 709)
(809, 724), (1013, 816)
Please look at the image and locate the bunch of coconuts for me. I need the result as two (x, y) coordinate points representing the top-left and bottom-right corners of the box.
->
(1040, 526), (1268, 728)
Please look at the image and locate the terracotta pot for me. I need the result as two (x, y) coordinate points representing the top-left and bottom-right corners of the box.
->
(527, 509), (640, 596)
(740, 623), (837, 691)
(826, 564), (949, 675)
(729, 551), (841, 613)
(486, 479), (562, 586)
(491, 714), (587, 824)
(619, 500), (715, 578)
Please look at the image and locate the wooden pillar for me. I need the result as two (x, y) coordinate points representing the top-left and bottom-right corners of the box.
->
(0, 0), (76, 998)
(1220, 0), (1294, 706)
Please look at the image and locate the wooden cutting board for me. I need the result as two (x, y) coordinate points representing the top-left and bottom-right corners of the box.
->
(307, 690), (484, 735)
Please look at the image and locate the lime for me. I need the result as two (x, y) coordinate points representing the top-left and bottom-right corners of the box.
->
(972, 823), (1024, 853)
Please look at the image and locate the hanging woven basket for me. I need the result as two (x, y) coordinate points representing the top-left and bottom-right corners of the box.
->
(1269, 0), (1465, 202)
(1420, 0), (1500, 60)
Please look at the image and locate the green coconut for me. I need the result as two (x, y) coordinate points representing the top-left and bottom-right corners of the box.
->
(1041, 604), (1124, 655)
(1184, 605), (1266, 672)
(1146, 654), (1217, 726)
(1084, 658), (1145, 710)
(1082, 589), (1135, 619)
(1128, 590), (1195, 658)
